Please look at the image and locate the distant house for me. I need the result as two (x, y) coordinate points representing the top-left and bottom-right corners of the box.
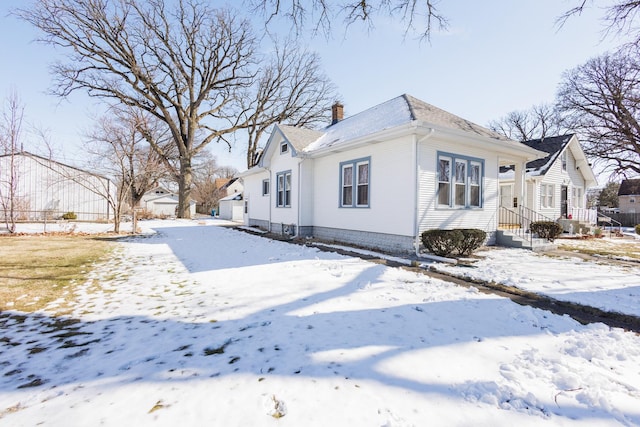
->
(220, 177), (243, 196)
(240, 94), (544, 254)
(0, 151), (114, 221)
(141, 186), (196, 217)
(618, 179), (640, 213)
(499, 134), (597, 222)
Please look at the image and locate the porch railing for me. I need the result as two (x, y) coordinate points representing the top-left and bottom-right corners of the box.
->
(570, 207), (597, 224)
(499, 206), (556, 247)
(596, 212), (623, 235)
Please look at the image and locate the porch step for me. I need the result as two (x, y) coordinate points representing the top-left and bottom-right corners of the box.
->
(496, 230), (557, 252)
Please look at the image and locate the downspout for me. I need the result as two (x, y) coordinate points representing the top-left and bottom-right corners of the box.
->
(295, 159), (302, 238)
(266, 167), (272, 232)
(413, 128), (435, 258)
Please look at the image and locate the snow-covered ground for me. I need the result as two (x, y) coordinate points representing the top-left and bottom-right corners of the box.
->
(1, 220), (640, 426)
(433, 246), (640, 318)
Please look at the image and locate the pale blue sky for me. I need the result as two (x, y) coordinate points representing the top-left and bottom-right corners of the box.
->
(0, 1), (626, 172)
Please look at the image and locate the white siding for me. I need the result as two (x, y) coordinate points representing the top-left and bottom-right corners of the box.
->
(311, 135), (415, 237)
(242, 169), (270, 225)
(0, 154), (113, 221)
(270, 146), (302, 226)
(417, 137), (499, 235)
(566, 148), (586, 210)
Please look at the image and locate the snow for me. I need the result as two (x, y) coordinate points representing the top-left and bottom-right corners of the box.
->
(1, 220), (640, 426)
(304, 96), (412, 152)
(432, 247), (640, 317)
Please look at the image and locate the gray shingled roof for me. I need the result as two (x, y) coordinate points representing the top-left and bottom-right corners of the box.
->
(521, 134), (573, 175)
(404, 94), (511, 141)
(277, 125), (324, 152)
(300, 94), (514, 153)
(618, 178), (640, 196)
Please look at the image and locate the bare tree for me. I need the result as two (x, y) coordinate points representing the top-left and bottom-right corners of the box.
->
(18, 0), (334, 219)
(488, 103), (566, 142)
(556, 48), (640, 176)
(85, 106), (174, 231)
(247, 0), (448, 39)
(0, 91), (26, 233)
(242, 40), (337, 167)
(558, 1), (640, 45)
(190, 151), (239, 214)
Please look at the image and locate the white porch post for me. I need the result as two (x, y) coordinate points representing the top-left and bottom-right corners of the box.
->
(514, 161), (527, 208)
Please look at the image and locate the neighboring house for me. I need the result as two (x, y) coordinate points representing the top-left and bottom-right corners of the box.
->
(141, 186), (196, 217)
(499, 134), (597, 222)
(240, 94), (544, 254)
(618, 179), (640, 213)
(218, 192), (244, 221)
(214, 178), (231, 193)
(0, 151), (114, 221)
(220, 177), (243, 196)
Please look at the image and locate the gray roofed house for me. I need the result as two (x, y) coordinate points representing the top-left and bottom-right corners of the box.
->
(498, 134), (597, 225)
(240, 93), (552, 253)
(618, 178), (640, 214)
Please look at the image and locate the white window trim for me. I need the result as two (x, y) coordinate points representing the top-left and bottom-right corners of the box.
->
(541, 183), (555, 209)
(262, 179), (270, 196)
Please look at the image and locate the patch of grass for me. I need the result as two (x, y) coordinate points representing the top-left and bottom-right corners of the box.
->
(557, 238), (640, 260)
(0, 235), (113, 314)
(204, 339), (231, 356)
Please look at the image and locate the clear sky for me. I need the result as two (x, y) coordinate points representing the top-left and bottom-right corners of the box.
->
(0, 1), (627, 173)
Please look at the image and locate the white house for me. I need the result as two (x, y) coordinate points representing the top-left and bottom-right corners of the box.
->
(220, 177), (243, 196)
(499, 134), (597, 223)
(240, 94), (545, 254)
(0, 151), (114, 221)
(141, 186), (196, 217)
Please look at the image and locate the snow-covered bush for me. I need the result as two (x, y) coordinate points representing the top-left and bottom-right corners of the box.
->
(421, 228), (486, 257)
(530, 221), (563, 242)
(456, 229), (487, 256)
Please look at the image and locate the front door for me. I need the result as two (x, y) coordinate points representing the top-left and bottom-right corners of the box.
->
(500, 185), (513, 208)
(561, 185), (568, 218)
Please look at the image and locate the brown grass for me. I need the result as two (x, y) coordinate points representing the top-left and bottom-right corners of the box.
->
(0, 235), (112, 314)
(557, 236), (640, 260)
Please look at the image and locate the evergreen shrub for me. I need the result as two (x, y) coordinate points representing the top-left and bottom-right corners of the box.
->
(530, 221), (563, 242)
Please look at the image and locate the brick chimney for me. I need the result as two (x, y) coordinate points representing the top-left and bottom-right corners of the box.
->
(331, 102), (344, 125)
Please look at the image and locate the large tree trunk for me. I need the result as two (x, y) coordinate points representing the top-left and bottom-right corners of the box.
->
(177, 157), (193, 219)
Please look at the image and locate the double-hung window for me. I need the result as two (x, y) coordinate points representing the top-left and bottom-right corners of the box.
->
(437, 153), (483, 208)
(276, 171), (291, 207)
(340, 158), (370, 207)
(454, 160), (467, 206)
(540, 183), (554, 208)
(572, 187), (582, 208)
